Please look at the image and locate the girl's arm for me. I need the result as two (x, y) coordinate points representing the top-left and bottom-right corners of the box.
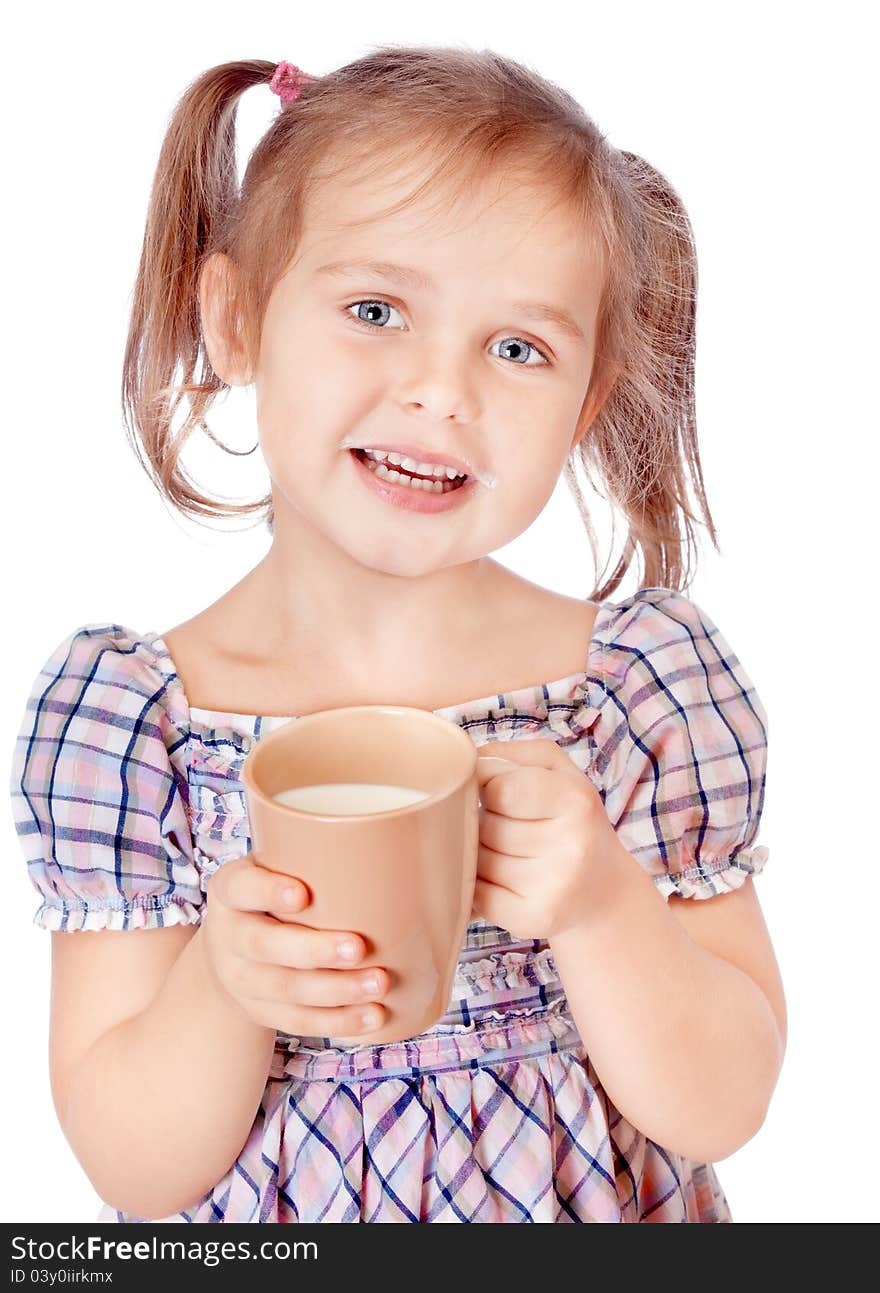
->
(56, 922), (276, 1219)
(550, 856), (786, 1163)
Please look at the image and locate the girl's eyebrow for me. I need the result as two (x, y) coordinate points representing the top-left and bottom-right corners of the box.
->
(314, 257), (587, 344)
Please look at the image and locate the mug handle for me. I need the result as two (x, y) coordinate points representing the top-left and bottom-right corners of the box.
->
(476, 756), (517, 772)
(475, 755), (517, 806)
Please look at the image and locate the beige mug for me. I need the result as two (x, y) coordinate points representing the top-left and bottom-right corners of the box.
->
(242, 704), (487, 1045)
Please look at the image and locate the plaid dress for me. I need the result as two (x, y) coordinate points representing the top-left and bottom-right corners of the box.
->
(9, 587), (770, 1223)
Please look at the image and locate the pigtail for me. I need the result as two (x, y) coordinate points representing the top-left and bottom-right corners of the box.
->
(567, 149), (720, 599)
(121, 60), (278, 527)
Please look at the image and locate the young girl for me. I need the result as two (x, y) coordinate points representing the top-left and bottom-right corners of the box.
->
(9, 46), (786, 1224)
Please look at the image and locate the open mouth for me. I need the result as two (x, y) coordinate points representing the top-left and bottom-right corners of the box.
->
(350, 448), (469, 494)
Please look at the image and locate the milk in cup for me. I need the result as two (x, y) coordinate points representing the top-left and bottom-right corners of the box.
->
(273, 783), (431, 815)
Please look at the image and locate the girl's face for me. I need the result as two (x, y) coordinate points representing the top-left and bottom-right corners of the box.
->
(252, 155), (607, 578)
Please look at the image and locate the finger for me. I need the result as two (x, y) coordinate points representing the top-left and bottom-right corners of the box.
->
(249, 998), (387, 1039)
(476, 841), (526, 892)
(478, 737), (576, 773)
(245, 962), (390, 1010)
(475, 754), (517, 793)
(475, 755), (517, 782)
(235, 911), (370, 969)
(478, 764), (558, 819)
(250, 853), (317, 920)
(471, 875), (523, 933)
(478, 807), (543, 858)
(214, 854), (312, 920)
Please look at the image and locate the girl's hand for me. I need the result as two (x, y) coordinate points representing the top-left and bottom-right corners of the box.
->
(201, 852), (390, 1037)
(472, 738), (626, 940)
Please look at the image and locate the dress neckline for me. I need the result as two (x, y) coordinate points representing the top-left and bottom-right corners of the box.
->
(143, 597), (614, 725)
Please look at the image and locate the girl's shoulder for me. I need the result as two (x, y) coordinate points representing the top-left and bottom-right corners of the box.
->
(588, 587), (770, 902)
(591, 583), (768, 748)
(590, 585), (765, 720)
(9, 623), (201, 933)
(13, 620), (188, 730)
(592, 585), (747, 675)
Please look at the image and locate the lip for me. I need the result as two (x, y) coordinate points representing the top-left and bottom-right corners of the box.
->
(348, 448), (478, 513)
(348, 441), (477, 480)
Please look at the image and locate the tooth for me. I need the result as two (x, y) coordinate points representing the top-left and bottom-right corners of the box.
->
(363, 448), (465, 478)
(366, 458), (459, 491)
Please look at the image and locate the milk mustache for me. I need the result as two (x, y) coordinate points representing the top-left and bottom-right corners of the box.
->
(273, 782), (432, 815)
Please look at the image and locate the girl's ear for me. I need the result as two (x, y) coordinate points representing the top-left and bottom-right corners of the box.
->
(570, 363), (620, 452)
(198, 252), (254, 386)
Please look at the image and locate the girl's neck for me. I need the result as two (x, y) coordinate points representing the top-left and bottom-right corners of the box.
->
(161, 563), (599, 718)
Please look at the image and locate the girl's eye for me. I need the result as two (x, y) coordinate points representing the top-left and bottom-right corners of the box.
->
(489, 336), (549, 367)
(344, 299), (551, 368)
(346, 299), (404, 331)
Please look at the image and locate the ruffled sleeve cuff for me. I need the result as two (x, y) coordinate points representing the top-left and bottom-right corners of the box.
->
(650, 844), (770, 902)
(33, 892), (204, 933)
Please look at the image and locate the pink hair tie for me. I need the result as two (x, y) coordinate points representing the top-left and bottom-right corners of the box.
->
(269, 60), (309, 104)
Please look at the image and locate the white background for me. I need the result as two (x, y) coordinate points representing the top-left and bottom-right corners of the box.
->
(3, 0), (877, 1224)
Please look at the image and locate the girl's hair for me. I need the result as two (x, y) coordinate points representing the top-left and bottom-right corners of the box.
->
(122, 44), (720, 600)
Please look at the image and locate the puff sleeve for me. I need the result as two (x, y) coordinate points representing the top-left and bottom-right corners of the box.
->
(590, 589), (770, 901)
(9, 624), (203, 931)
